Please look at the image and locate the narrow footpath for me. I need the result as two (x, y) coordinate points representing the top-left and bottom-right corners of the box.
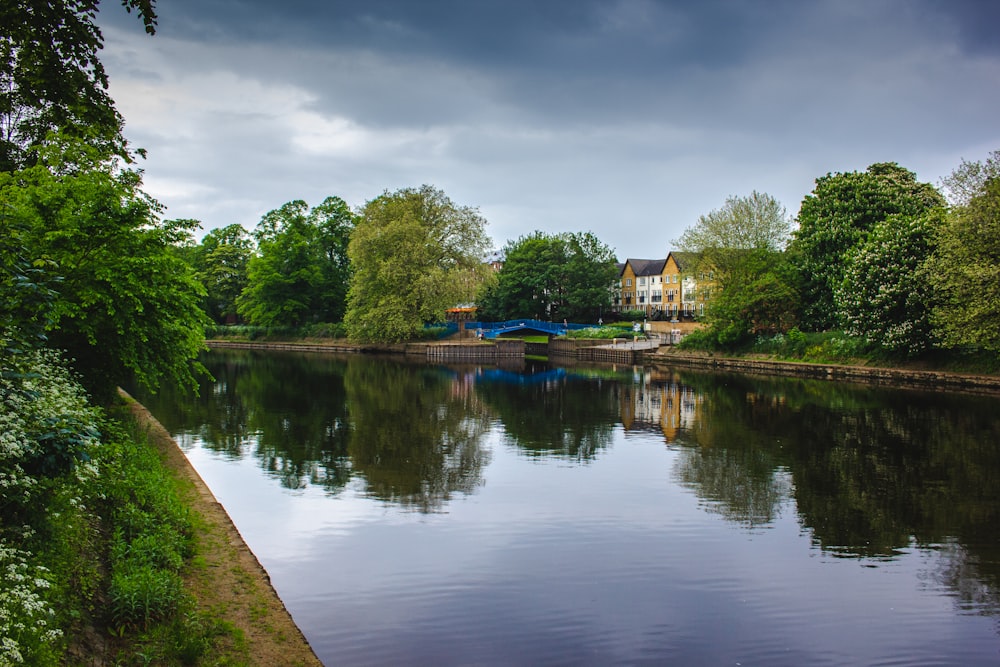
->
(122, 393), (323, 666)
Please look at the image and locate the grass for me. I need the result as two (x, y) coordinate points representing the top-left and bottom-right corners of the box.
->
(676, 327), (1000, 375)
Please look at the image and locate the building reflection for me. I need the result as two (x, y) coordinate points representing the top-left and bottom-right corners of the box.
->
(618, 367), (703, 442)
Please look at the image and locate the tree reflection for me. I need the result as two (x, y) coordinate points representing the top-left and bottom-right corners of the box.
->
(344, 360), (492, 512)
(666, 372), (795, 529)
(661, 367), (1000, 618)
(136, 350), (354, 492)
(475, 362), (619, 460)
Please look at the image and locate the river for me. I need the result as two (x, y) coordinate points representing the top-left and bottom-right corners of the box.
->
(136, 349), (1000, 666)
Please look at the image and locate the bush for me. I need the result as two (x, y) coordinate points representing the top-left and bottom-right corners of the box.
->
(0, 543), (62, 666)
(109, 564), (184, 630)
(565, 326), (632, 340)
(301, 322), (347, 339)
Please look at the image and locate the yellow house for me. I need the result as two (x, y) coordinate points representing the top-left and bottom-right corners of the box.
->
(616, 258), (665, 315)
(667, 251), (714, 320)
(617, 253), (715, 321)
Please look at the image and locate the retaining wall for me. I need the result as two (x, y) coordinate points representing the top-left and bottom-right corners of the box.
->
(651, 352), (1000, 394)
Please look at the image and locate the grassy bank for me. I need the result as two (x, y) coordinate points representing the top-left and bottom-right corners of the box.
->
(0, 344), (318, 665)
(675, 328), (1000, 376)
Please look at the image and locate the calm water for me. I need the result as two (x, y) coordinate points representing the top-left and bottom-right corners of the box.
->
(137, 350), (1000, 666)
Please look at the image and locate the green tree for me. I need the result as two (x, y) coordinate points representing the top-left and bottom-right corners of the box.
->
(836, 210), (944, 357)
(345, 185), (491, 343)
(196, 224), (253, 324)
(0, 139), (208, 401)
(791, 163), (943, 331)
(478, 231), (618, 322)
(237, 197), (355, 327)
(931, 151), (1000, 351)
(675, 191), (797, 346)
(1, 0), (157, 172)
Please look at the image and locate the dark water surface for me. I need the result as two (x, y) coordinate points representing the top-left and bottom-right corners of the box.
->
(137, 350), (1000, 666)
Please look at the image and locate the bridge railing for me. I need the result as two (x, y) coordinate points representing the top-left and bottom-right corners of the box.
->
(465, 319), (593, 336)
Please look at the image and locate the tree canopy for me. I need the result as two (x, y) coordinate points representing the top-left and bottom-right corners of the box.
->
(477, 231), (618, 322)
(791, 163), (943, 331)
(345, 185), (491, 343)
(191, 224), (253, 324)
(0, 140), (208, 401)
(930, 151), (1000, 352)
(675, 191), (798, 346)
(836, 210), (944, 357)
(237, 197), (355, 327)
(1, 0), (158, 172)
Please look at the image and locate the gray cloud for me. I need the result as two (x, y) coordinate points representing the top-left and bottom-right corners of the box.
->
(97, 0), (1000, 258)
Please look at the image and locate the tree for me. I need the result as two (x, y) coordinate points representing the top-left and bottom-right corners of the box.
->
(1, 0), (157, 172)
(237, 197), (355, 327)
(836, 210), (944, 357)
(477, 231), (618, 322)
(791, 163), (943, 331)
(930, 151), (1000, 351)
(194, 224), (253, 324)
(345, 185), (491, 343)
(0, 139), (208, 401)
(675, 191), (797, 346)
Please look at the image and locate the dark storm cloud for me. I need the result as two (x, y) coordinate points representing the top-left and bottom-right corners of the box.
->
(95, 0), (1000, 256)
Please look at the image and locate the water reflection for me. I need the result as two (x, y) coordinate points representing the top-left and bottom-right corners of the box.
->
(136, 351), (1000, 635)
(344, 360), (492, 512)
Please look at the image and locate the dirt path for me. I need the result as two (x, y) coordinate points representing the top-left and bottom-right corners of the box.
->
(123, 393), (323, 666)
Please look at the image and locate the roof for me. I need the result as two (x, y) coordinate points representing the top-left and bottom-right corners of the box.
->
(621, 258), (667, 277)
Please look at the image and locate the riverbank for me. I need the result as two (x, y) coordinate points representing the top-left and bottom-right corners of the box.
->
(649, 348), (1000, 395)
(205, 338), (1000, 395)
(121, 393), (323, 666)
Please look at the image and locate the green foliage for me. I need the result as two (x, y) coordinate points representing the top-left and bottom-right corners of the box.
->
(192, 224), (253, 324)
(931, 151), (1000, 352)
(477, 231), (618, 322)
(618, 309), (648, 322)
(836, 210), (943, 357)
(238, 197), (355, 327)
(109, 565), (184, 631)
(675, 191), (798, 347)
(565, 326), (632, 340)
(791, 163), (944, 331)
(346, 185), (492, 343)
(0, 544), (62, 666)
(0, 140), (210, 401)
(0, 0), (157, 172)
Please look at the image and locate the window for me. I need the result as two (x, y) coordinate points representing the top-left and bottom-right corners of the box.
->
(639, 277), (646, 286)
(626, 278), (632, 287)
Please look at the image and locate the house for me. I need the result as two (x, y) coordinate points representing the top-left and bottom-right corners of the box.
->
(616, 258), (666, 314)
(615, 253), (715, 320)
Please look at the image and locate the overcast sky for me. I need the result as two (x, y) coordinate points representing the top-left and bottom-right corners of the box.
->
(97, 0), (999, 259)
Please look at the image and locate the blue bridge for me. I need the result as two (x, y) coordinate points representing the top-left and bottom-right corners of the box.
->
(466, 319), (592, 339)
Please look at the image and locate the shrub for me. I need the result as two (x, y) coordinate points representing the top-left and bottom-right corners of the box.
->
(109, 564), (184, 630)
(0, 542), (62, 665)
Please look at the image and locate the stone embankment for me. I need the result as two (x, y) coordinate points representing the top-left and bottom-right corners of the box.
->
(650, 350), (1000, 395)
(206, 339), (1000, 395)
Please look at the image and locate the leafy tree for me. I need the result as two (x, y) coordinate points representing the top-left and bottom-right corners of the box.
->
(791, 163), (943, 331)
(675, 191), (797, 346)
(345, 185), (491, 343)
(237, 197), (355, 327)
(478, 231), (618, 322)
(195, 224), (253, 324)
(836, 210), (944, 357)
(931, 151), (1000, 352)
(1, 0), (157, 172)
(0, 139), (208, 401)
